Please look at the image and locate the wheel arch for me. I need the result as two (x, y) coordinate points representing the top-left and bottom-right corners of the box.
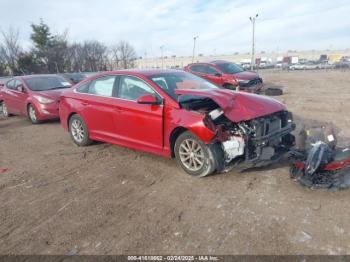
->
(26, 102), (33, 116)
(169, 126), (188, 158)
(67, 112), (78, 129)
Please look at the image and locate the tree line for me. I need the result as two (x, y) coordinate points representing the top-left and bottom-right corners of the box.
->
(0, 20), (137, 76)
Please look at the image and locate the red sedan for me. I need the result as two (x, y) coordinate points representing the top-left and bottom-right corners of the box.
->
(59, 70), (295, 177)
(184, 60), (263, 92)
(0, 75), (72, 123)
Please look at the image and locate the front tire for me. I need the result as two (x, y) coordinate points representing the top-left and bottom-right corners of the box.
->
(69, 114), (92, 146)
(174, 131), (217, 177)
(28, 104), (41, 124)
(1, 101), (9, 118)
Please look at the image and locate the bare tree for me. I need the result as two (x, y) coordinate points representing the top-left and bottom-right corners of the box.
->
(113, 40), (137, 69)
(81, 41), (107, 72)
(0, 27), (22, 75)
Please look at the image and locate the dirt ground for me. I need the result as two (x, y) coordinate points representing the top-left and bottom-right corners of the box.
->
(1, 70), (350, 255)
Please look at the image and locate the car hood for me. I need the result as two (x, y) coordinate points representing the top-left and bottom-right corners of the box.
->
(175, 89), (286, 122)
(233, 70), (259, 80)
(35, 89), (69, 101)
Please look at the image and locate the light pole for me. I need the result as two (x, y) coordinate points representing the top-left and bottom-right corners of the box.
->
(192, 36), (198, 63)
(249, 14), (258, 70)
(160, 45), (164, 69)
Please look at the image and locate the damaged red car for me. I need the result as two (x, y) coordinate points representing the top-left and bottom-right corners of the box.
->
(59, 70), (295, 177)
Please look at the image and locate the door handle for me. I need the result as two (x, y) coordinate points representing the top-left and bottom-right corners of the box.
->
(114, 107), (124, 113)
(81, 102), (88, 106)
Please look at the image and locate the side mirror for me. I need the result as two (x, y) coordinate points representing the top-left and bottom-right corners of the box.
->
(214, 73), (222, 77)
(137, 94), (161, 105)
(0, 83), (4, 88)
(17, 84), (25, 93)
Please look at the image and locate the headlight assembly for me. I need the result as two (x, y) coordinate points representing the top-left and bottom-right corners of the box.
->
(33, 95), (54, 104)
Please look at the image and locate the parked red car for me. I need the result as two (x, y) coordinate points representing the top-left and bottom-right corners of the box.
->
(0, 77), (13, 111)
(184, 60), (263, 92)
(59, 70), (295, 177)
(0, 75), (72, 123)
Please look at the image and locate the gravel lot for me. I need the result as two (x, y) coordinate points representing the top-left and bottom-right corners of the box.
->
(0, 70), (350, 255)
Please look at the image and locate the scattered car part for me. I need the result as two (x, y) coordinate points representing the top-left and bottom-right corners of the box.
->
(290, 126), (350, 189)
(265, 88), (283, 96)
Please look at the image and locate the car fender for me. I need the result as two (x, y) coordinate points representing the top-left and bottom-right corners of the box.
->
(167, 108), (216, 145)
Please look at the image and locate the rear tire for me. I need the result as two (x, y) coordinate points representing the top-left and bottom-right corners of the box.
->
(69, 114), (92, 146)
(174, 131), (217, 177)
(28, 104), (41, 124)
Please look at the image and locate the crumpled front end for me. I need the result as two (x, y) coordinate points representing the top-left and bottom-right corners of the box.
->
(177, 90), (296, 172)
(206, 109), (295, 172)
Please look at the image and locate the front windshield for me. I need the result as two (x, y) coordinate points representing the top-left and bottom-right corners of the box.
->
(148, 71), (218, 99)
(25, 76), (72, 91)
(215, 62), (244, 74)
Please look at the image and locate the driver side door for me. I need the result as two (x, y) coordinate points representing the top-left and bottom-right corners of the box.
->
(113, 75), (163, 153)
(12, 79), (29, 115)
(3, 79), (19, 114)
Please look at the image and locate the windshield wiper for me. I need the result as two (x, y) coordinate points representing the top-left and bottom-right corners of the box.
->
(49, 86), (71, 90)
(180, 97), (210, 104)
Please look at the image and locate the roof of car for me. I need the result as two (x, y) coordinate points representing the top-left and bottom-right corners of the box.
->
(187, 61), (231, 67)
(19, 74), (64, 80)
(210, 60), (230, 64)
(91, 69), (186, 77)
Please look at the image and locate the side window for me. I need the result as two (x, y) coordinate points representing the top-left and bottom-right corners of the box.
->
(88, 76), (116, 97)
(118, 76), (157, 101)
(205, 66), (220, 75)
(6, 80), (16, 90)
(76, 82), (89, 93)
(14, 80), (23, 89)
(190, 65), (206, 74)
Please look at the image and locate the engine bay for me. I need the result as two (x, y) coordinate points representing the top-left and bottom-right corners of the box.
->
(179, 95), (296, 171)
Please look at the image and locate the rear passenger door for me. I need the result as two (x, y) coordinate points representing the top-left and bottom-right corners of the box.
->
(76, 75), (120, 141)
(12, 79), (29, 114)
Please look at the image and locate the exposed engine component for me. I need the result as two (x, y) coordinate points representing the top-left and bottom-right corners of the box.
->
(179, 95), (295, 172)
(221, 136), (245, 162)
(208, 108), (224, 121)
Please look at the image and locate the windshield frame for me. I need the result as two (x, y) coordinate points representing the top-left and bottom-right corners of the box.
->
(147, 71), (220, 101)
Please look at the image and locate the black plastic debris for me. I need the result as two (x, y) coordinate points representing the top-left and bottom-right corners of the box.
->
(290, 126), (350, 190)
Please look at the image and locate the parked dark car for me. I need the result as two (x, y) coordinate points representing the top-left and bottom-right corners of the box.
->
(184, 61), (263, 93)
(60, 73), (87, 84)
(0, 74), (72, 123)
(59, 69), (295, 177)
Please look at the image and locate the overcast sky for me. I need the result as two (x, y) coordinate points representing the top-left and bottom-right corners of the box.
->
(0, 0), (349, 57)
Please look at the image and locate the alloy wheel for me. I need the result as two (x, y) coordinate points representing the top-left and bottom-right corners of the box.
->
(71, 119), (85, 143)
(1, 102), (8, 117)
(28, 105), (37, 122)
(178, 138), (204, 171)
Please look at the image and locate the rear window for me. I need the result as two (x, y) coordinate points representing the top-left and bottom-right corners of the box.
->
(25, 76), (72, 91)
